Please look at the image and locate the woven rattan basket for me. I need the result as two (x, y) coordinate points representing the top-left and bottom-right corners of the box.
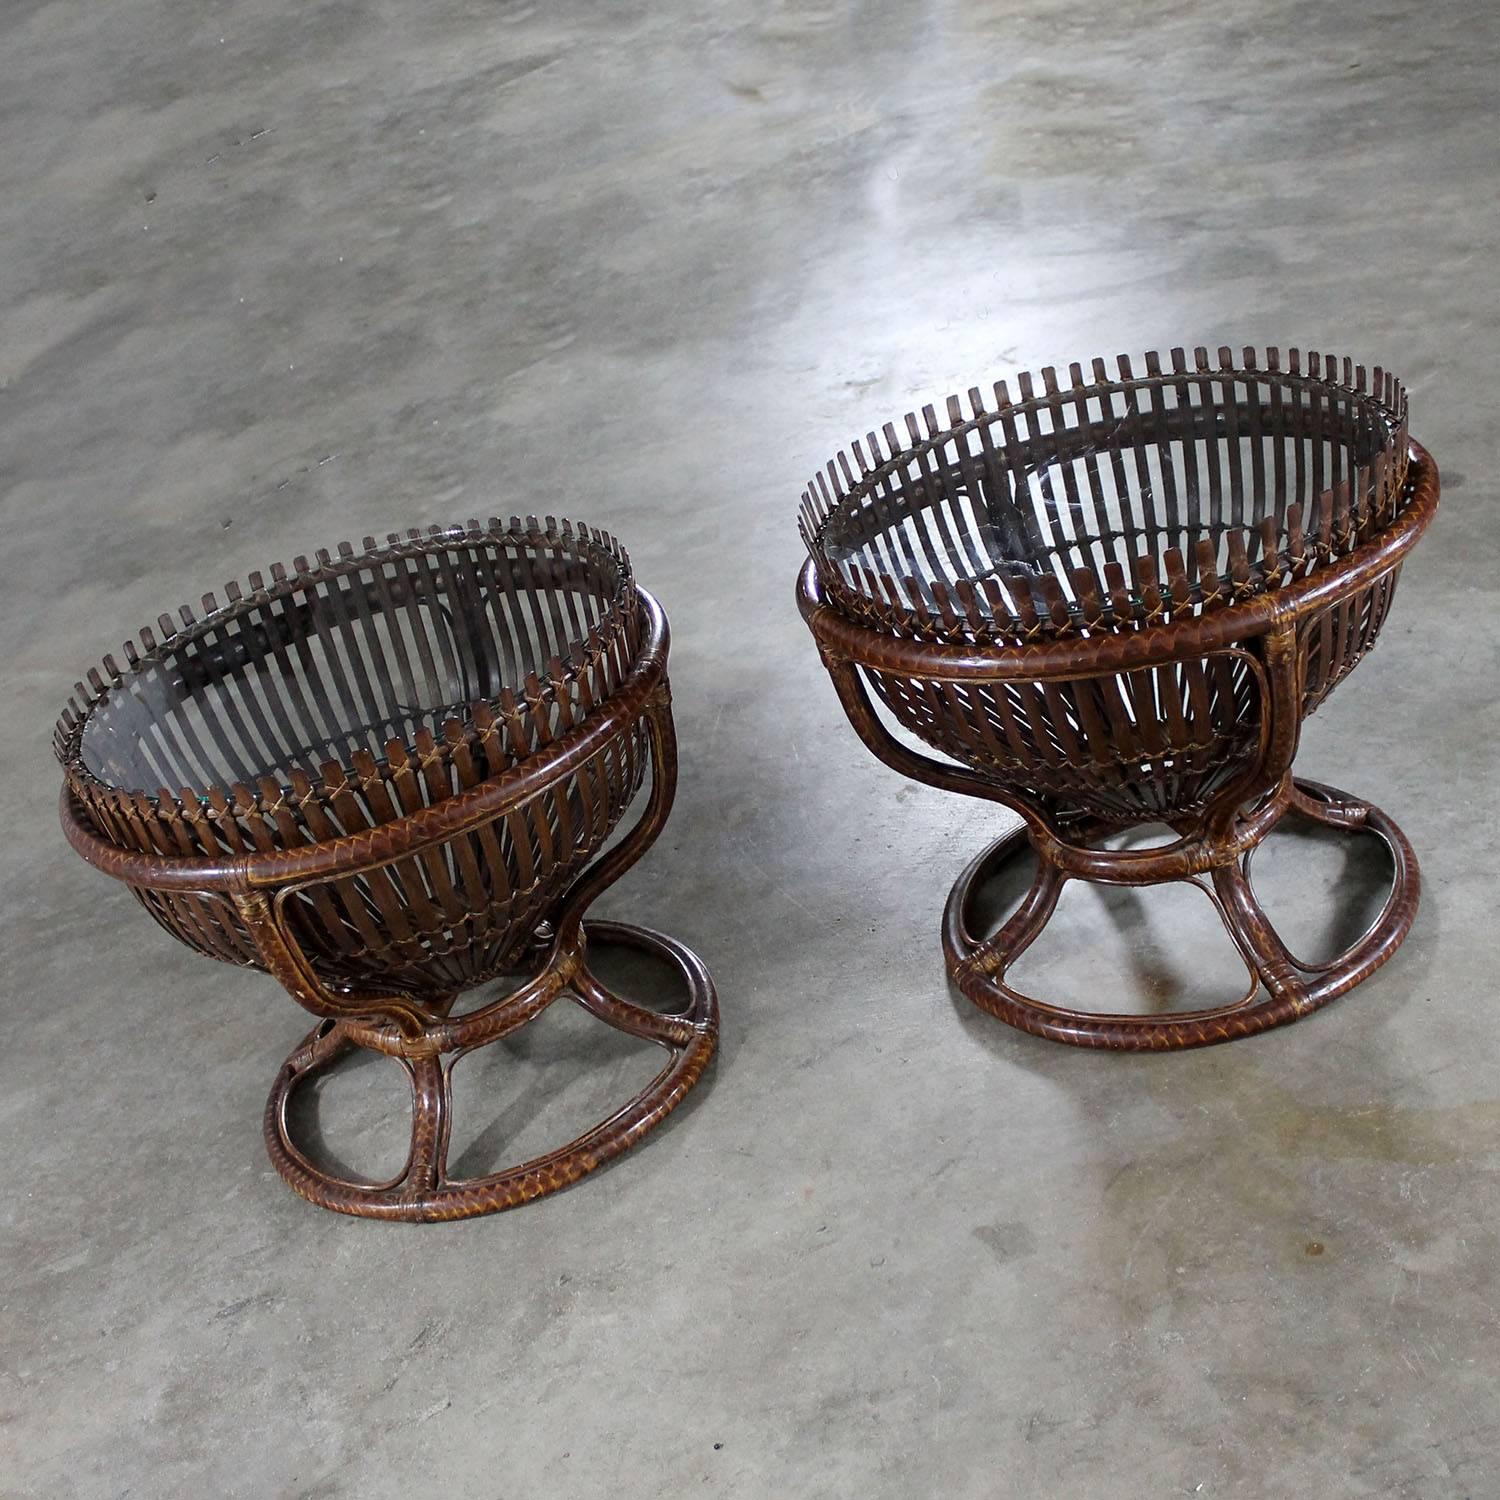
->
(798, 346), (1438, 1049)
(59, 519), (717, 1219)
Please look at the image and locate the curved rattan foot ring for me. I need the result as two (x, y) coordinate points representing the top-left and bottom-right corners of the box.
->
(268, 920), (716, 1221)
(942, 778), (1418, 1051)
(797, 346), (1439, 1050)
(56, 519), (717, 1218)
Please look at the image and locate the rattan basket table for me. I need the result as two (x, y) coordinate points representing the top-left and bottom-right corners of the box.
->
(57, 519), (717, 1219)
(798, 347), (1438, 1050)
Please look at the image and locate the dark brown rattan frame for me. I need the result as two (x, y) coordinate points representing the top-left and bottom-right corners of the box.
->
(57, 520), (717, 1219)
(798, 347), (1439, 1050)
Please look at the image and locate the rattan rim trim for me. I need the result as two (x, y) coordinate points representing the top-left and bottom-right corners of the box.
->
(54, 517), (638, 822)
(799, 442), (1437, 683)
(60, 588), (671, 892)
(800, 345), (1411, 646)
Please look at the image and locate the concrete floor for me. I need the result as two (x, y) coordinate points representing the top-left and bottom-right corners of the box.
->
(3, 1), (1498, 1495)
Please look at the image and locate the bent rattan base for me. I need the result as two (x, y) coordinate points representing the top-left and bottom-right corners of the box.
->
(942, 777), (1418, 1051)
(267, 919), (717, 1221)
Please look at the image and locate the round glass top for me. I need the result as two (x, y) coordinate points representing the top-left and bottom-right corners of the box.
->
(802, 347), (1408, 640)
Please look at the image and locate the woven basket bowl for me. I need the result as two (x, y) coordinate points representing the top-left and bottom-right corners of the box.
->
(800, 347), (1417, 824)
(56, 519), (648, 1002)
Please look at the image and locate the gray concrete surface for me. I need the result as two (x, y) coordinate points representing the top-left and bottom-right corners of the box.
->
(3, 1), (1498, 1495)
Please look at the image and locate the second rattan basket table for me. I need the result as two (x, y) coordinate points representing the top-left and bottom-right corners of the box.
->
(57, 519), (717, 1220)
(798, 346), (1438, 1050)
